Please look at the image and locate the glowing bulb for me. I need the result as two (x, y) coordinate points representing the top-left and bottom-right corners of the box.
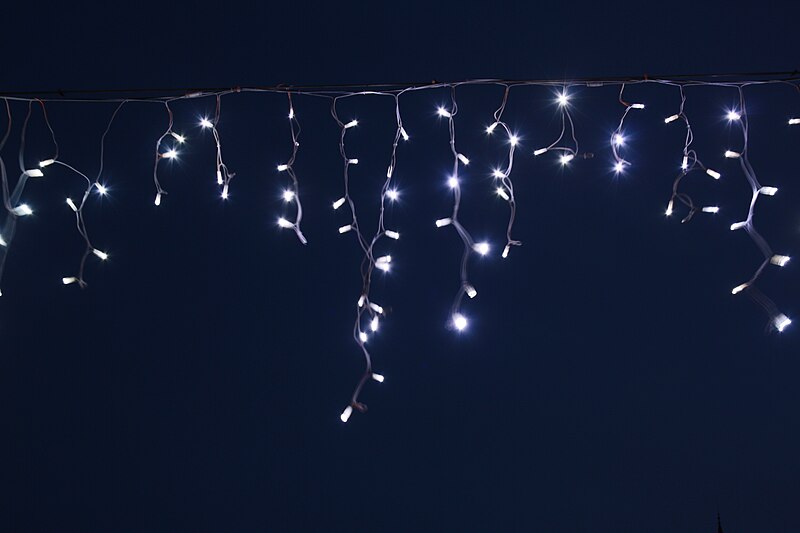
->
(731, 283), (749, 295)
(486, 122), (498, 134)
(630, 103), (645, 109)
(39, 159), (55, 168)
(0, 235), (5, 246)
(473, 242), (490, 255)
(277, 164), (289, 171)
(496, 187), (510, 201)
(283, 190), (295, 202)
(92, 249), (108, 261)
(170, 132), (185, 143)
(453, 313), (468, 331)
(385, 230), (400, 240)
(199, 118), (213, 129)
(509, 134), (519, 146)
(724, 150), (740, 158)
(492, 169), (506, 179)
(338, 224), (353, 234)
(348, 159), (359, 165)
(386, 165), (393, 178)
(386, 189), (399, 201)
(726, 111), (741, 121)
(62, 277), (79, 285)
(613, 134), (624, 146)
(359, 331), (368, 343)
(162, 149), (177, 159)
(24, 169), (44, 178)
(277, 217), (293, 228)
(216, 170), (223, 185)
(333, 197), (346, 210)
(344, 119), (358, 129)
(789, 118), (800, 125)
(371, 373), (384, 383)
(435, 218), (452, 227)
(502, 245), (510, 258)
(437, 107), (452, 118)
(288, 108), (295, 119)
(664, 114), (680, 124)
(447, 177), (459, 189)
(400, 127), (409, 141)
(95, 183), (107, 195)
(357, 295), (365, 308)
(465, 285), (477, 299)
(759, 186), (778, 196)
(369, 302), (384, 314)
(666, 200), (674, 217)
(557, 92), (569, 106)
(730, 221), (747, 231)
(154, 193), (162, 206)
(13, 204), (33, 216)
(66, 198), (78, 212)
(457, 153), (470, 165)
(340, 405), (353, 422)
(706, 169), (721, 180)
(702, 206), (720, 213)
(560, 154), (574, 165)
(370, 317), (379, 332)
(771, 255), (791, 267)
(533, 148), (548, 156)
(613, 161), (624, 173)
(681, 155), (688, 170)
(221, 184), (229, 199)
(775, 314), (791, 332)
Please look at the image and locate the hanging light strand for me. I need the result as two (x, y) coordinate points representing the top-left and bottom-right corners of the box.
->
(275, 92), (307, 244)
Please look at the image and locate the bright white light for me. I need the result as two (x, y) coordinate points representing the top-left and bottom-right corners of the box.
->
(386, 189), (399, 201)
(630, 103), (645, 109)
(375, 255), (392, 264)
(66, 198), (78, 212)
(348, 158), (359, 165)
(613, 161), (625, 173)
(681, 156), (688, 170)
(665, 114), (680, 124)
(724, 150), (740, 159)
(557, 92), (569, 106)
(95, 183), (107, 195)
(473, 242), (490, 255)
(435, 218), (452, 227)
(560, 154), (574, 165)
(759, 186), (778, 196)
(386, 165), (393, 178)
(277, 164), (289, 171)
(775, 314), (792, 332)
(370, 317), (379, 332)
(492, 169), (506, 179)
(359, 331), (368, 343)
(283, 190), (295, 202)
(199, 118), (213, 129)
(340, 406), (353, 422)
(13, 204), (33, 216)
(369, 302), (384, 314)
(277, 217), (293, 228)
(502, 245), (510, 258)
(447, 177), (459, 189)
(39, 159), (55, 168)
(731, 283), (749, 295)
(24, 169), (44, 178)
(465, 285), (477, 298)
(170, 132), (186, 143)
(437, 107), (452, 118)
(155, 193), (162, 206)
(333, 197), (346, 210)
(376, 261), (391, 272)
(453, 313), (468, 331)
(221, 184), (229, 199)
(706, 169), (721, 180)
(358, 295), (366, 307)
(496, 187), (510, 200)
(789, 118), (800, 125)
(509, 135), (519, 146)
(702, 206), (720, 213)
(771, 255), (791, 267)
(486, 122), (498, 134)
(338, 224), (353, 234)
(726, 111), (741, 121)
(92, 249), (108, 261)
(344, 119), (358, 129)
(288, 108), (295, 119)
(457, 153), (470, 165)
(533, 148), (548, 156)
(62, 277), (78, 285)
(216, 170), (223, 185)
(371, 373), (384, 383)
(162, 149), (178, 159)
(613, 134), (624, 146)
(666, 200), (674, 217)
(400, 127), (409, 141)
(730, 221), (747, 231)
(0, 235), (5, 246)
(385, 230), (400, 240)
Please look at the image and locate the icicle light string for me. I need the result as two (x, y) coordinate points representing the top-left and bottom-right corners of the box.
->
(485, 85), (522, 259)
(0, 76), (796, 421)
(275, 93), (307, 244)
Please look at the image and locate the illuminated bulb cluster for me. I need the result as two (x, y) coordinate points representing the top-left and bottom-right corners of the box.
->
(274, 94), (307, 244)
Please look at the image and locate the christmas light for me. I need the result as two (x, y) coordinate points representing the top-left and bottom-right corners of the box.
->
(759, 186), (778, 196)
(277, 164), (288, 171)
(333, 197), (346, 210)
(385, 230), (400, 240)
(277, 217), (293, 228)
(338, 224), (353, 234)
(774, 314), (791, 332)
(13, 204), (33, 216)
(731, 283), (749, 295)
(726, 110), (741, 121)
(344, 119), (358, 129)
(62, 277), (79, 285)
(435, 218), (452, 227)
(789, 118), (800, 125)
(770, 255), (790, 267)
(199, 117), (213, 128)
(465, 285), (477, 299)
(95, 183), (107, 195)
(496, 187), (510, 200)
(437, 106), (452, 118)
(457, 153), (470, 165)
(170, 132), (186, 143)
(386, 189), (399, 201)
(724, 150), (740, 158)
(24, 169), (44, 177)
(39, 159), (55, 167)
(560, 154), (574, 165)
(473, 242), (490, 255)
(665, 114), (680, 123)
(702, 206), (720, 213)
(340, 406), (353, 423)
(453, 313), (468, 331)
(706, 169), (721, 180)
(66, 198), (78, 212)
(371, 373), (384, 383)
(92, 249), (108, 261)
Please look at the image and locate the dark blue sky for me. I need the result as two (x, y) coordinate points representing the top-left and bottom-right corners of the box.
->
(2, 2), (799, 531)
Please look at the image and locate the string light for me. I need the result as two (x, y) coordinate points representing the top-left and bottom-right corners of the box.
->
(275, 93), (307, 244)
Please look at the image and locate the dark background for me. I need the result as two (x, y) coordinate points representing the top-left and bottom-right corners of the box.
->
(1, 1), (799, 531)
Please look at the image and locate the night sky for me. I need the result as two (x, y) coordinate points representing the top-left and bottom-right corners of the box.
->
(2, 2), (800, 531)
